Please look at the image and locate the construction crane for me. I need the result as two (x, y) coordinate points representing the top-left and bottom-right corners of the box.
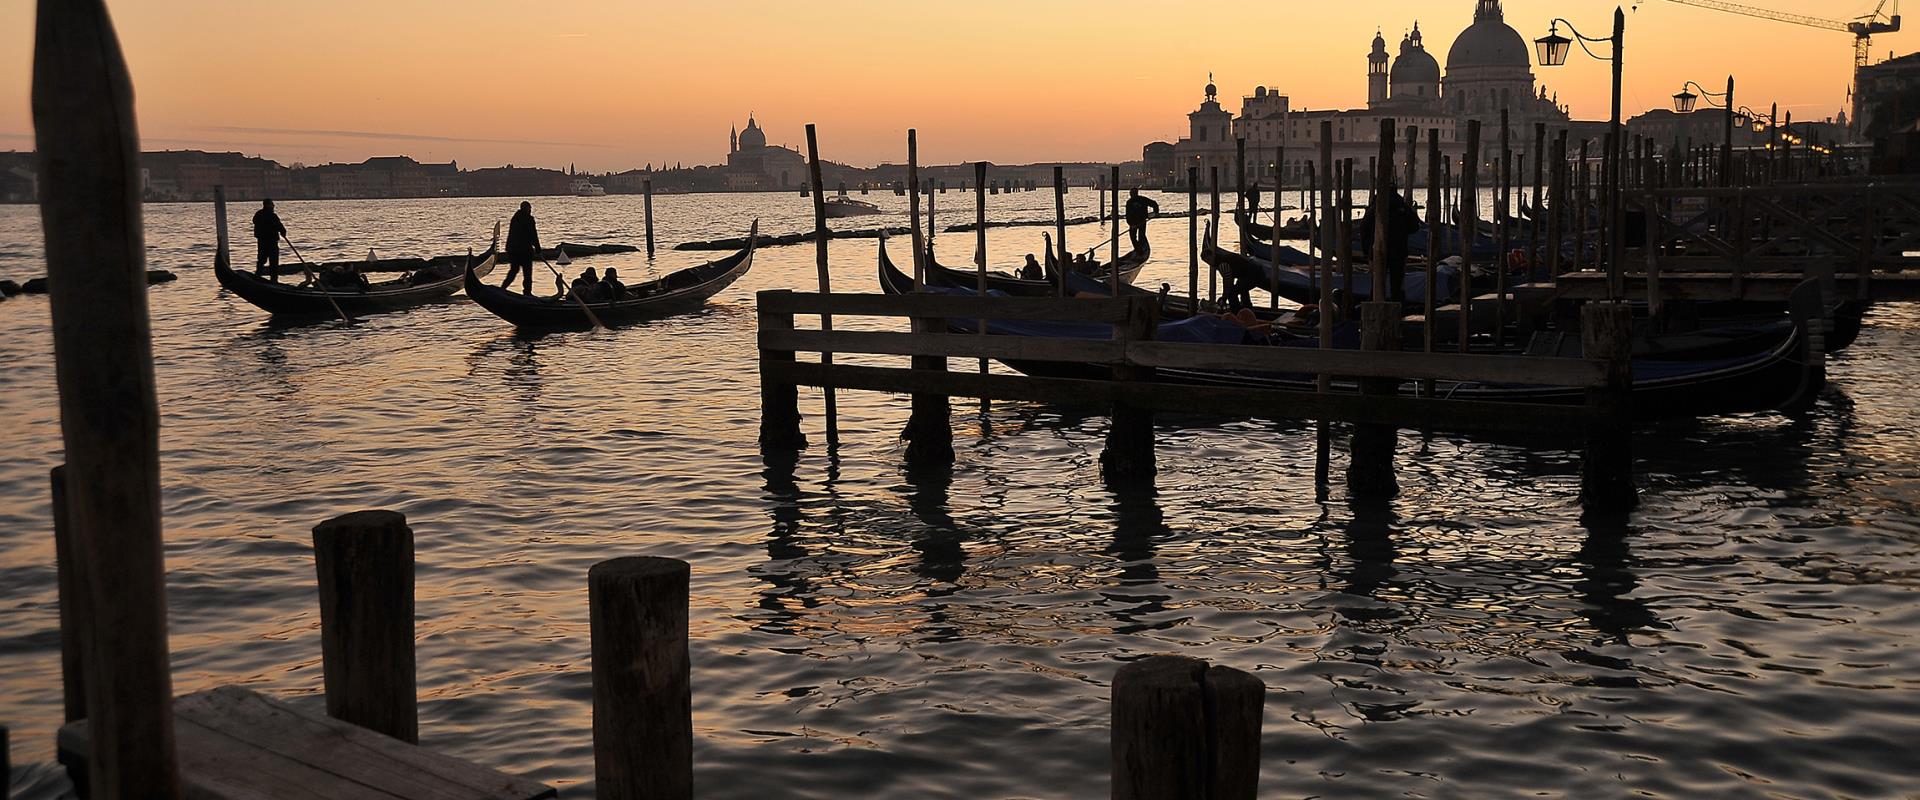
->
(1640, 0), (1901, 69)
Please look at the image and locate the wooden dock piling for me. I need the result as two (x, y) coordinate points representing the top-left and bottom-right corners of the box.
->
(52, 465), (89, 727)
(1209, 167), (1221, 304)
(1372, 118), (1395, 301)
(1100, 298), (1158, 485)
(1054, 166), (1068, 297)
(643, 179), (656, 257)
(1459, 120), (1480, 351)
(589, 557), (693, 800)
(312, 510), (418, 744)
(974, 161), (990, 409)
(1347, 302), (1402, 502)
(803, 124), (838, 446)
(32, 0), (180, 792)
(1111, 655), (1263, 800)
(903, 130), (954, 468)
(1580, 302), (1638, 512)
(1110, 164), (1121, 268)
(1188, 166), (1199, 305)
(1315, 123), (1336, 495)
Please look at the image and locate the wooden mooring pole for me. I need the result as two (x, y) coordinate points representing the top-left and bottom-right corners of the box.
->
(1209, 166), (1222, 304)
(590, 557), (692, 800)
(1347, 302), (1402, 503)
(1110, 164), (1121, 268)
(1459, 120), (1481, 352)
(1054, 166), (1068, 297)
(1372, 118), (1394, 301)
(1111, 655), (1264, 800)
(1100, 297), (1157, 485)
(52, 466), (88, 726)
(33, 0), (180, 793)
(975, 161), (990, 411)
(1580, 302), (1638, 512)
(904, 129), (955, 467)
(1187, 166), (1199, 305)
(643, 178), (656, 257)
(1314, 122), (1335, 497)
(803, 124), (838, 446)
(312, 510), (418, 744)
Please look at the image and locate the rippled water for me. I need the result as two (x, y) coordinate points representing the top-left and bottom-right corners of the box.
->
(2, 191), (1918, 798)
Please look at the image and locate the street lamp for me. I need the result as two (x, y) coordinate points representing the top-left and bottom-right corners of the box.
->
(1538, 7), (1627, 298)
(1674, 78), (1736, 186)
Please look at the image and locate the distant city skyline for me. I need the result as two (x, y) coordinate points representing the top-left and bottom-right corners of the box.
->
(0, 1), (1900, 170)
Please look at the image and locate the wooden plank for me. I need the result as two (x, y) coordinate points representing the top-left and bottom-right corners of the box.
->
(1126, 341), (1607, 388)
(770, 361), (1598, 434)
(1558, 271), (1920, 301)
(762, 328), (1124, 364)
(61, 688), (554, 800)
(758, 290), (1134, 324)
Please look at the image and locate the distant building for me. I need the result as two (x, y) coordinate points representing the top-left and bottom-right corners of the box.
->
(1857, 52), (1920, 137)
(1141, 142), (1176, 187)
(725, 115), (808, 190)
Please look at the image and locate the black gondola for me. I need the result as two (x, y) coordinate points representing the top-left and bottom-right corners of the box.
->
(878, 239), (1826, 420)
(215, 223), (498, 318)
(464, 222), (758, 330)
(919, 232), (1150, 296)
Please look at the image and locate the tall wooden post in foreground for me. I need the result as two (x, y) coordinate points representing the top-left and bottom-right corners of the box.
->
(1112, 655), (1263, 800)
(32, 0), (180, 794)
(1347, 302), (1402, 502)
(1580, 303), (1638, 512)
(903, 129), (954, 467)
(803, 124), (838, 446)
(590, 557), (692, 800)
(313, 510), (418, 743)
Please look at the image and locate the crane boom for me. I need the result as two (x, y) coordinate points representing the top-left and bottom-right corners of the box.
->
(1644, 0), (1900, 68)
(1658, 0), (1851, 32)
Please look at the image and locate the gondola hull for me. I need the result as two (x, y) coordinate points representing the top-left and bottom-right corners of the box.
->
(216, 253), (496, 318)
(465, 226), (756, 330)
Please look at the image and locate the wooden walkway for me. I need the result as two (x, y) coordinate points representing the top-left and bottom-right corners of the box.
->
(58, 687), (554, 799)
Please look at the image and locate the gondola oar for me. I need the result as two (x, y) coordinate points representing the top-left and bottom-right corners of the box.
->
(537, 245), (605, 329)
(280, 233), (355, 325)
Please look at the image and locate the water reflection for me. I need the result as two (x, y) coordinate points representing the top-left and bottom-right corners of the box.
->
(1336, 506), (1401, 622)
(1572, 518), (1662, 642)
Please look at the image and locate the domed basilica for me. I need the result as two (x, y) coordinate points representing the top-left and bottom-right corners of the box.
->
(1151, 0), (1574, 187)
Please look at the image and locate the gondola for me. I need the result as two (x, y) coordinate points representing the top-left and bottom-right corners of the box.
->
(214, 223), (498, 318)
(919, 231), (1150, 296)
(879, 240), (1826, 420)
(1205, 227), (1472, 306)
(464, 221), (758, 330)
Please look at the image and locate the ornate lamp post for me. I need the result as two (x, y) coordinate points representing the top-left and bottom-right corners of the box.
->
(1538, 7), (1627, 298)
(1674, 77), (1737, 186)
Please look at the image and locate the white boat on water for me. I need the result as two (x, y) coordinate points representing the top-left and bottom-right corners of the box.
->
(571, 177), (607, 197)
(821, 196), (883, 218)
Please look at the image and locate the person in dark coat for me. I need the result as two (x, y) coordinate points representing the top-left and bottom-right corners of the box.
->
(502, 201), (541, 295)
(1358, 189), (1423, 302)
(599, 268), (626, 302)
(1124, 189), (1159, 247)
(252, 199), (287, 280)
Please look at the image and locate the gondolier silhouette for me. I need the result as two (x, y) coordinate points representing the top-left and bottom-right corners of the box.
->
(252, 199), (287, 280)
(502, 201), (541, 295)
(1124, 188), (1158, 247)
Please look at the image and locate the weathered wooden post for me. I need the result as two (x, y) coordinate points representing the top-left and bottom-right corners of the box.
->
(1347, 302), (1402, 503)
(1111, 655), (1263, 800)
(1372, 118), (1395, 301)
(757, 290), (806, 451)
(1423, 131), (1441, 389)
(1580, 302), (1638, 513)
(1550, 131), (1567, 277)
(589, 557), (692, 800)
(33, 0), (180, 793)
(803, 124), (838, 445)
(51, 466), (88, 727)
(1315, 123), (1336, 496)
(1101, 296), (1157, 485)
(904, 129), (954, 468)
(1187, 166), (1199, 305)
(1054, 165), (1069, 297)
(975, 161), (991, 409)
(1576, 139), (1590, 271)
(643, 178), (656, 257)
(1531, 123), (1546, 273)
(1496, 110), (1512, 346)
(1274, 144), (1289, 311)
(312, 510), (418, 744)
(1209, 166), (1222, 304)
(1459, 120), (1481, 352)
(1337, 160), (1354, 320)
(1110, 164), (1121, 267)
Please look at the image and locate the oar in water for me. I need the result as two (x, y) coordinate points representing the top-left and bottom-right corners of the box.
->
(281, 233), (355, 325)
(537, 245), (605, 329)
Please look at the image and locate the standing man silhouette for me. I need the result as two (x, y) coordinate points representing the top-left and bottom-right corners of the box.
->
(502, 201), (541, 295)
(252, 199), (286, 280)
(1124, 188), (1159, 247)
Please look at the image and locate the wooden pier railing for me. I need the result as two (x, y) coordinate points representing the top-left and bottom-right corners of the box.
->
(756, 290), (1636, 510)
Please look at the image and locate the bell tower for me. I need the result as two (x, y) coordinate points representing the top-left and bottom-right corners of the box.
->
(1368, 29), (1389, 107)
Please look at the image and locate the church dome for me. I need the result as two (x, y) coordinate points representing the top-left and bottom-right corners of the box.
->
(1447, 1), (1532, 71)
(739, 115), (767, 150)
(1392, 25), (1441, 86)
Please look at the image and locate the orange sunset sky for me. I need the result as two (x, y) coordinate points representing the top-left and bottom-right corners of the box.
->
(0, 1), (1908, 170)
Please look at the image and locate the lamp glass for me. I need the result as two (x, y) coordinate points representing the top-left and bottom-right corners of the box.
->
(1673, 90), (1699, 113)
(1535, 32), (1572, 67)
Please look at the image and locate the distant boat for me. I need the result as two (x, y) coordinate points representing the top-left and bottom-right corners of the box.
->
(821, 196), (884, 218)
(571, 177), (607, 197)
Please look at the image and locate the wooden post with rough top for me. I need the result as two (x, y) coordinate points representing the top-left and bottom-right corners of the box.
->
(1188, 166), (1199, 305)
(33, 0), (180, 794)
(1580, 302), (1638, 513)
(1347, 302), (1402, 503)
(1373, 118), (1395, 301)
(903, 130), (954, 467)
(1459, 120), (1480, 352)
(590, 556), (693, 800)
(1054, 166), (1069, 296)
(803, 124), (839, 446)
(1111, 654), (1264, 800)
(312, 510), (418, 744)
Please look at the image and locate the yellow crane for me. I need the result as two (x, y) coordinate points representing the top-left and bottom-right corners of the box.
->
(1640, 0), (1901, 69)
